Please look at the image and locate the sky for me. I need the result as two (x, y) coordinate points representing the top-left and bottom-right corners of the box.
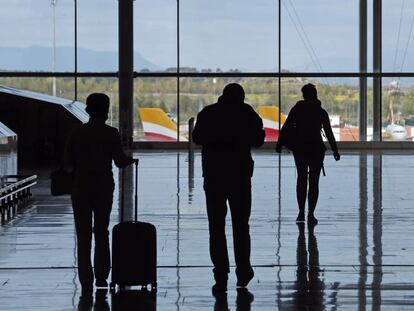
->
(1, 0), (413, 72)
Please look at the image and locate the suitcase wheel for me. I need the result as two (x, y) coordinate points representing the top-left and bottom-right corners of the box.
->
(109, 282), (115, 293)
(151, 282), (157, 292)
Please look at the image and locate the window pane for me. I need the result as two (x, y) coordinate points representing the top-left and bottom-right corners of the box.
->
(383, 1), (414, 72)
(0, 0), (74, 72)
(179, 77), (279, 141)
(180, 0), (278, 72)
(134, 0), (177, 72)
(381, 78), (414, 141)
(77, 0), (118, 72)
(282, 0), (358, 72)
(281, 78), (360, 141)
(134, 78), (178, 141)
(0, 77), (75, 100)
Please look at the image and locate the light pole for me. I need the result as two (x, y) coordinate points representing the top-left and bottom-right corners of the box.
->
(51, 0), (57, 97)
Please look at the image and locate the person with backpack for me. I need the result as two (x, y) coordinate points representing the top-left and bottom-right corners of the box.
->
(276, 83), (340, 224)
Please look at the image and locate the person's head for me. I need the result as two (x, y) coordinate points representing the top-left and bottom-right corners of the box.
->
(85, 93), (110, 119)
(301, 83), (318, 101)
(221, 83), (245, 104)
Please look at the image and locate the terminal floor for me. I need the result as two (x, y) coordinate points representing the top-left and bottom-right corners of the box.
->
(1, 151), (414, 310)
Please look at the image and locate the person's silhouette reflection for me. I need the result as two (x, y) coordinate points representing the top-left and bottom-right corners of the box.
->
(77, 289), (109, 311)
(193, 83), (265, 294)
(292, 223), (324, 309)
(276, 84), (340, 224)
(213, 288), (254, 311)
(111, 289), (156, 311)
(94, 289), (110, 311)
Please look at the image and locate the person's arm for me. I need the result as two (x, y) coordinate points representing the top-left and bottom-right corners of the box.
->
(192, 110), (206, 145)
(112, 129), (135, 168)
(63, 129), (76, 171)
(249, 109), (265, 147)
(322, 109), (340, 160)
(276, 106), (295, 152)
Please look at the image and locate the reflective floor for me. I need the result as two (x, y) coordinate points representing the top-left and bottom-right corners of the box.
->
(1, 151), (414, 310)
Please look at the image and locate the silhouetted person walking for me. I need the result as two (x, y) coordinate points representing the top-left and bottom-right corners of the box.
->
(64, 93), (135, 297)
(276, 84), (340, 224)
(192, 83), (265, 294)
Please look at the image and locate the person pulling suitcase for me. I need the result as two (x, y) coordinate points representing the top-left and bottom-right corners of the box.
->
(64, 93), (136, 298)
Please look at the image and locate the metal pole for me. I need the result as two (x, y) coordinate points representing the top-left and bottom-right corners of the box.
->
(176, 0), (180, 143)
(278, 0), (281, 134)
(359, 0), (367, 141)
(119, 0), (134, 147)
(373, 0), (382, 141)
(74, 0), (78, 101)
(52, 0), (57, 97)
(118, 0), (134, 222)
(188, 117), (195, 163)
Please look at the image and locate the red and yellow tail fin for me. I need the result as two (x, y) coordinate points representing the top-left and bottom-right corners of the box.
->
(139, 108), (178, 141)
(257, 106), (286, 141)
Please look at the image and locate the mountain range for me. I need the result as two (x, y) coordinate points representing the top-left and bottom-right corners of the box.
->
(0, 46), (160, 72)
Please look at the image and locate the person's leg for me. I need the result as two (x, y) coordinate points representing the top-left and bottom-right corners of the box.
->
(307, 151), (325, 223)
(228, 178), (254, 287)
(204, 178), (230, 290)
(293, 152), (309, 222)
(92, 181), (114, 286)
(72, 192), (94, 291)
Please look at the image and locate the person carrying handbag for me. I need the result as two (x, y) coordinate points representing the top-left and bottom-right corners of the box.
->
(276, 84), (340, 224)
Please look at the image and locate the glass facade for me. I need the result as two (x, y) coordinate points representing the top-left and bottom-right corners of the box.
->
(1, 1), (413, 142)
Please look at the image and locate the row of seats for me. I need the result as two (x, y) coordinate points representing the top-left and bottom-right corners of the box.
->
(0, 175), (37, 224)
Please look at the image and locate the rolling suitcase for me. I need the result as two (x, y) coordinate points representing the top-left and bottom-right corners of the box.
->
(110, 160), (157, 292)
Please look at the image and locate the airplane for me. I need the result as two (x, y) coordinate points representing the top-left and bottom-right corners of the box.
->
(382, 81), (408, 141)
(138, 105), (370, 143)
(139, 105), (287, 142)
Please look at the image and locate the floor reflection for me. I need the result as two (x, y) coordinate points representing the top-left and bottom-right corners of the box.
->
(358, 153), (368, 311)
(372, 154), (383, 310)
(111, 289), (156, 311)
(2, 151), (414, 310)
(213, 288), (254, 311)
(77, 289), (110, 311)
(293, 223), (325, 308)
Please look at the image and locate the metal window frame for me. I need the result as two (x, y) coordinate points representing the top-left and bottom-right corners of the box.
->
(2, 0), (413, 147)
(2, 72), (414, 78)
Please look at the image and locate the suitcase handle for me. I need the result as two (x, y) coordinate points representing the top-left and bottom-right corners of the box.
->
(120, 159), (139, 223)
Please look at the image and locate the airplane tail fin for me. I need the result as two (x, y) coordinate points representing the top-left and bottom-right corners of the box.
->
(138, 108), (178, 141)
(257, 106), (286, 141)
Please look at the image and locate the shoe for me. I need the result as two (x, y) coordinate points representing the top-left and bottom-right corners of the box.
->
(307, 215), (318, 225)
(95, 279), (108, 288)
(212, 280), (228, 296)
(236, 288), (254, 306)
(296, 212), (305, 222)
(236, 269), (254, 288)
